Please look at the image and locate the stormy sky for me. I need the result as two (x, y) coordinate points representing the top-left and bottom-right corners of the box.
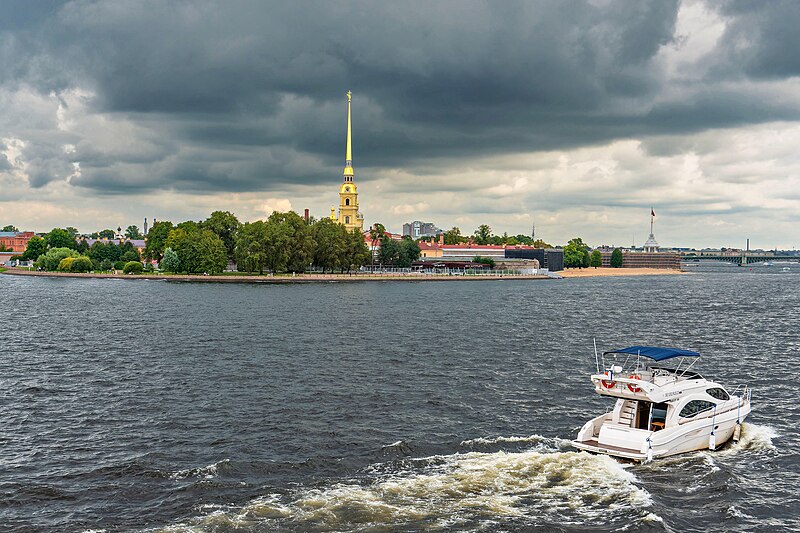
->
(1, 0), (799, 248)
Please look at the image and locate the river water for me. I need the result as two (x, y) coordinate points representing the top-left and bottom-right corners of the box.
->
(1, 265), (797, 531)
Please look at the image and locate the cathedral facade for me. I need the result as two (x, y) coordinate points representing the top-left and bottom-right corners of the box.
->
(331, 91), (364, 231)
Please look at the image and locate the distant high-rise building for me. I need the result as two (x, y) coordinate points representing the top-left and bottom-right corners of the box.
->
(402, 221), (442, 238)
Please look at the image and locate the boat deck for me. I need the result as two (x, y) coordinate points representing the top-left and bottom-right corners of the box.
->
(571, 439), (646, 460)
(580, 439), (640, 454)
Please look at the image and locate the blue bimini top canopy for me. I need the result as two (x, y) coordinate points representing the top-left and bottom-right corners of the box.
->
(603, 346), (701, 362)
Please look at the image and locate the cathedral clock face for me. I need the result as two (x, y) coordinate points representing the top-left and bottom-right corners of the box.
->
(345, 186), (350, 192)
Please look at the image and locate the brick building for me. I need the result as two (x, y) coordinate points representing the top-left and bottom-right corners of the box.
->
(0, 231), (35, 252)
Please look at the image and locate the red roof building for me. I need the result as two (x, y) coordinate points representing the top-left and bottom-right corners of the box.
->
(0, 231), (35, 252)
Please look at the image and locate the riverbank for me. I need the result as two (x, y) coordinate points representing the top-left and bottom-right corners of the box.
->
(558, 267), (686, 277)
(0, 267), (688, 283)
(0, 268), (550, 283)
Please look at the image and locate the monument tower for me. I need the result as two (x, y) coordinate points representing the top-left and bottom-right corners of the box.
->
(643, 207), (660, 253)
(331, 91), (364, 231)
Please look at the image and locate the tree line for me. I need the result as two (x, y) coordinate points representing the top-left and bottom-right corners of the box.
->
(437, 224), (552, 247)
(562, 237), (623, 268)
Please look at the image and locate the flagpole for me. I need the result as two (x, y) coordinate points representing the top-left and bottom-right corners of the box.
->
(650, 207), (654, 235)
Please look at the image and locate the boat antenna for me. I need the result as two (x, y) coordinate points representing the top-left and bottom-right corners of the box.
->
(593, 338), (600, 373)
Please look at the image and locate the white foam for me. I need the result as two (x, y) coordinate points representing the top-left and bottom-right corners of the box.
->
(160, 449), (655, 531)
(169, 459), (229, 480)
(725, 505), (754, 519)
(460, 434), (552, 446)
(716, 422), (778, 457)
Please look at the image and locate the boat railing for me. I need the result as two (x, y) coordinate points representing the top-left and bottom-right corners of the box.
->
(730, 384), (752, 403)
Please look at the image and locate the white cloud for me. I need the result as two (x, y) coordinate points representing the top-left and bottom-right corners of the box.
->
(390, 202), (429, 215)
(259, 198), (293, 217)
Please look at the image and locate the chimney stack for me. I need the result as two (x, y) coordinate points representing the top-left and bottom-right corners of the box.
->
(304, 208), (309, 222)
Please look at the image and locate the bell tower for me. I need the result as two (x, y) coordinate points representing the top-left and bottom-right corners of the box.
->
(337, 90), (364, 231)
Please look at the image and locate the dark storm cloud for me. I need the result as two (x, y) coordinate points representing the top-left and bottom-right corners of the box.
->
(712, 0), (800, 79)
(1, 0), (799, 194)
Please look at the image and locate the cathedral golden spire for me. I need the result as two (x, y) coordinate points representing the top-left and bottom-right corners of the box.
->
(336, 90), (363, 231)
(343, 90), (354, 181)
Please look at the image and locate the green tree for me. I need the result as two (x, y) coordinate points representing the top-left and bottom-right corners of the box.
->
(611, 248), (624, 268)
(368, 223), (386, 269)
(177, 220), (200, 233)
(532, 239), (552, 248)
(377, 238), (400, 266)
(563, 237), (589, 268)
(201, 211), (241, 261)
(36, 248), (79, 271)
(2, 225), (18, 232)
(267, 211), (313, 273)
(474, 224), (492, 245)
(443, 227), (464, 245)
(46, 228), (77, 249)
(98, 229), (115, 239)
(21, 236), (47, 261)
(57, 257), (75, 271)
(582, 249), (591, 268)
(144, 221), (174, 261)
(343, 229), (370, 272)
(100, 259), (113, 271)
(121, 249), (140, 262)
(114, 260), (126, 270)
(235, 221), (269, 274)
(70, 256), (93, 272)
(590, 250), (602, 268)
(161, 247), (181, 272)
(166, 228), (227, 274)
(311, 218), (347, 273)
(473, 256), (496, 268)
(396, 238), (421, 268)
(123, 261), (144, 274)
(65, 227), (79, 238)
(125, 225), (142, 239)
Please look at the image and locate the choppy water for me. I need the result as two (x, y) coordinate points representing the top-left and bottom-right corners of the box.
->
(1, 265), (798, 532)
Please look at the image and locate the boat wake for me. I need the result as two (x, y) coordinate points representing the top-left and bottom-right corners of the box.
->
(722, 422), (778, 454)
(155, 444), (657, 531)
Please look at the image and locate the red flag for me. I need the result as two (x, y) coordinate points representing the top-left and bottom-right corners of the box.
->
(651, 208), (655, 217)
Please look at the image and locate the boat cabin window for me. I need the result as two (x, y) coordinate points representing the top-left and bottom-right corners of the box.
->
(651, 403), (668, 426)
(679, 400), (715, 418)
(706, 387), (730, 401)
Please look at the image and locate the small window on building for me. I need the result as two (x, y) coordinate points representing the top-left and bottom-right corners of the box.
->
(345, 216), (350, 224)
(345, 186), (350, 192)
(345, 198), (350, 206)
(706, 387), (730, 401)
(679, 400), (715, 418)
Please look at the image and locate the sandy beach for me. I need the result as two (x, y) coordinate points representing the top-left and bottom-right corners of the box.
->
(558, 267), (686, 277)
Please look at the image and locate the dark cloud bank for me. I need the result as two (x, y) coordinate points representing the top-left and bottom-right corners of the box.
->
(2, 0), (799, 194)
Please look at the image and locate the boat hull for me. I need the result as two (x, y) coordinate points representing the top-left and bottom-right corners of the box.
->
(572, 401), (751, 462)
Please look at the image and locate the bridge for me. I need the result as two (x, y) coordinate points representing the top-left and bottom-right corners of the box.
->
(682, 254), (798, 266)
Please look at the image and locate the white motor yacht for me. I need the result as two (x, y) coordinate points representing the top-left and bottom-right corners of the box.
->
(572, 345), (751, 462)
